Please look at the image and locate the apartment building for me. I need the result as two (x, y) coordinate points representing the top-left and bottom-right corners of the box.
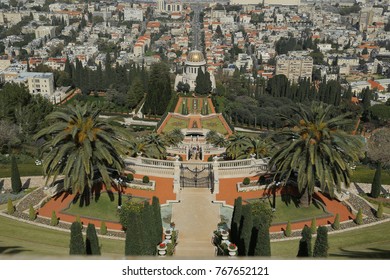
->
(35, 26), (56, 39)
(15, 72), (55, 97)
(275, 55), (313, 82)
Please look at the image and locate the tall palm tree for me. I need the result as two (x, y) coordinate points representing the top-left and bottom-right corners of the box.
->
(225, 133), (249, 160)
(34, 104), (130, 195)
(269, 102), (364, 207)
(163, 128), (184, 147)
(128, 137), (147, 157)
(205, 130), (227, 147)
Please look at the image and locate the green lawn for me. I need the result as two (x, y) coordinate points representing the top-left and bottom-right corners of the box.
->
(162, 116), (189, 133)
(351, 165), (390, 185)
(0, 163), (43, 178)
(0, 215), (124, 258)
(64, 193), (145, 222)
(202, 117), (228, 135)
(249, 196), (328, 224)
(1, 214), (389, 258)
(271, 220), (390, 259)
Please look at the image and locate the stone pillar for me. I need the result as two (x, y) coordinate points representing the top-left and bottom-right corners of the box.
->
(173, 155), (181, 194)
(212, 156), (220, 194)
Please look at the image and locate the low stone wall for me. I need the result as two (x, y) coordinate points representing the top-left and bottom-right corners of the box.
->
(0, 176), (46, 191)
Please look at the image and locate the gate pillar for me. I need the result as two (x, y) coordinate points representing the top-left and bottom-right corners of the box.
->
(212, 156), (220, 194)
(173, 156), (181, 194)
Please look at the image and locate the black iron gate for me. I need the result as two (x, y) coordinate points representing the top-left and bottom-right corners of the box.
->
(180, 164), (214, 192)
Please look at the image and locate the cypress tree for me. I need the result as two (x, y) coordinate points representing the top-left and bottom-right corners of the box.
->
(313, 226), (329, 258)
(125, 212), (144, 255)
(11, 155), (22, 194)
(50, 210), (58, 226)
(370, 162), (382, 198)
(297, 225), (312, 257)
(86, 223), (101, 255)
(376, 203), (383, 218)
(152, 196), (163, 246)
(254, 213), (271, 256)
(69, 221), (85, 255)
(238, 204), (253, 256)
(355, 208), (363, 225)
(230, 197), (242, 244)
(142, 201), (155, 255)
(284, 221), (292, 237)
(7, 198), (14, 215)
(310, 218), (317, 234)
(332, 213), (340, 230)
(29, 204), (36, 220)
(100, 221), (107, 235)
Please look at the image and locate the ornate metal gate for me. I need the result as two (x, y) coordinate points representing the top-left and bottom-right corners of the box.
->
(180, 164), (214, 191)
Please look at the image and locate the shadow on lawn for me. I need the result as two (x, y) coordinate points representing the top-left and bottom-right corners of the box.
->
(330, 248), (390, 259)
(0, 243), (31, 255)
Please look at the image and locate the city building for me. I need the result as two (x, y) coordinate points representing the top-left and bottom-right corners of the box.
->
(35, 26), (57, 39)
(156, 0), (183, 13)
(275, 55), (313, 82)
(14, 72), (55, 98)
(124, 8), (144, 22)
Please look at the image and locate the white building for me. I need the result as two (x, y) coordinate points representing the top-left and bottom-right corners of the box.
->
(276, 54), (313, 82)
(156, 0), (183, 13)
(14, 72), (55, 98)
(35, 26), (56, 39)
(124, 8), (143, 22)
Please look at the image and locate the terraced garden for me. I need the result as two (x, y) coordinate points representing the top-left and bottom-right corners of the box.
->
(201, 116), (229, 135)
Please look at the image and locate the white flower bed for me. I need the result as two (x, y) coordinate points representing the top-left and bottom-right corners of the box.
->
(237, 182), (267, 192)
(125, 180), (155, 191)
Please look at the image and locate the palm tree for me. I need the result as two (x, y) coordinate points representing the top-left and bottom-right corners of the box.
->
(34, 104), (130, 195)
(205, 130), (227, 147)
(128, 137), (147, 157)
(225, 133), (249, 160)
(269, 102), (364, 207)
(163, 128), (184, 147)
(245, 137), (272, 159)
(144, 133), (167, 159)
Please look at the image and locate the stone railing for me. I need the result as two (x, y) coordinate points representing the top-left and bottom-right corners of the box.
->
(124, 157), (175, 178)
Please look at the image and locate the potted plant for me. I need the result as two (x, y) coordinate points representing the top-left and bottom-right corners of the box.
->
(221, 230), (229, 240)
(157, 243), (167, 255)
(227, 243), (237, 256)
(165, 229), (172, 240)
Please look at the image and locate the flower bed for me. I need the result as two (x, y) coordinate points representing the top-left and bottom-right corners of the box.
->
(237, 181), (267, 192)
(125, 179), (155, 191)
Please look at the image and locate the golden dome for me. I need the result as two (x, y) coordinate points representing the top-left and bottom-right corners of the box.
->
(187, 50), (205, 63)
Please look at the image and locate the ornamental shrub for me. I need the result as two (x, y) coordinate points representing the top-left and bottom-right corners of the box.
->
(376, 203), (384, 218)
(297, 225), (312, 257)
(310, 218), (317, 234)
(69, 221), (85, 255)
(355, 208), (363, 225)
(7, 198), (14, 215)
(238, 204), (253, 256)
(143, 176), (150, 184)
(332, 214), (340, 230)
(86, 223), (101, 255)
(125, 212), (144, 256)
(243, 177), (250, 185)
(50, 210), (58, 226)
(11, 155), (22, 194)
(313, 226), (329, 258)
(230, 197), (242, 244)
(254, 213), (271, 256)
(100, 221), (107, 235)
(29, 204), (36, 221)
(370, 163), (382, 198)
(152, 196), (163, 246)
(127, 173), (134, 182)
(284, 221), (292, 237)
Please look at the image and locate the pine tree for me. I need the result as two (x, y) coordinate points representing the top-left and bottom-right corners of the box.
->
(355, 208), (363, 225)
(86, 223), (101, 255)
(284, 221), (292, 237)
(10, 155), (22, 194)
(230, 197), (242, 244)
(332, 213), (340, 230)
(297, 225), (312, 257)
(7, 198), (15, 215)
(69, 221), (85, 255)
(310, 218), (317, 234)
(125, 212), (144, 255)
(376, 203), (383, 218)
(238, 204), (253, 256)
(152, 196), (163, 246)
(50, 210), (58, 226)
(313, 226), (328, 258)
(29, 204), (36, 220)
(370, 162), (382, 198)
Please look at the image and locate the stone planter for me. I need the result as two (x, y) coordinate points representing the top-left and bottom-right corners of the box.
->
(157, 243), (167, 255)
(228, 245), (237, 257)
(221, 231), (229, 240)
(165, 229), (172, 240)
